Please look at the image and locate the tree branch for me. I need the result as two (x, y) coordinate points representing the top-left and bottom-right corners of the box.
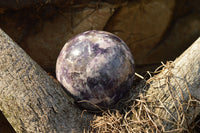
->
(0, 27), (199, 132)
(0, 28), (93, 133)
(143, 37), (200, 131)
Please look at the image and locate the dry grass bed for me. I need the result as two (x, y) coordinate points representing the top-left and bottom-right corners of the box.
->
(88, 62), (200, 133)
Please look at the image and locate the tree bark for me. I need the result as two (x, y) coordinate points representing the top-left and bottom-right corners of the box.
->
(0, 27), (199, 133)
(0, 28), (93, 132)
(144, 37), (200, 131)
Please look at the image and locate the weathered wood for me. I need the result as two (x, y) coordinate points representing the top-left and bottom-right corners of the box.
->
(0, 26), (199, 132)
(145, 37), (200, 131)
(0, 28), (93, 132)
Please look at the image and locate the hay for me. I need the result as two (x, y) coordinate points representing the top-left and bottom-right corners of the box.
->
(88, 62), (200, 132)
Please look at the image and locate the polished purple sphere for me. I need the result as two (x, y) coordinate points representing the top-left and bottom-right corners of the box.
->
(56, 30), (135, 110)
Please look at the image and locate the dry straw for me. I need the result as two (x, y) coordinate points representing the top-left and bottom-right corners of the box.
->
(88, 61), (200, 133)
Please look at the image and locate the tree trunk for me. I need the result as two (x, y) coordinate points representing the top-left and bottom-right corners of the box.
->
(0, 28), (93, 132)
(0, 27), (199, 132)
(144, 37), (200, 131)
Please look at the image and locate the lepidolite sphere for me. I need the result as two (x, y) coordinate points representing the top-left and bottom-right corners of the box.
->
(56, 30), (135, 110)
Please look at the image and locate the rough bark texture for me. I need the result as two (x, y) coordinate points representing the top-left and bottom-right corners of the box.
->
(145, 37), (200, 131)
(0, 28), (93, 132)
(0, 27), (199, 132)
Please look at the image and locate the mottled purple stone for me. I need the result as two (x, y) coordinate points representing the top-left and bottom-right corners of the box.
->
(56, 30), (135, 111)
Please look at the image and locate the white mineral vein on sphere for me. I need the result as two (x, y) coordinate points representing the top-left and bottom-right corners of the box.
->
(56, 30), (135, 110)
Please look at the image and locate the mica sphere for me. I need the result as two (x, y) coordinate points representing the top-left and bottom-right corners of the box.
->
(56, 30), (135, 111)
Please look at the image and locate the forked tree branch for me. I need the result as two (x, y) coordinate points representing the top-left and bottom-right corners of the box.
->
(0, 28), (199, 132)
